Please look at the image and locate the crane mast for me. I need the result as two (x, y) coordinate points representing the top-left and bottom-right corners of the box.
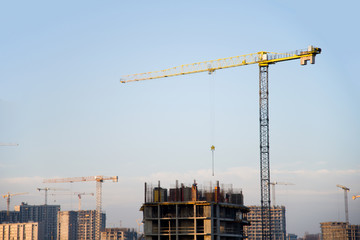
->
(337, 184), (350, 223)
(121, 46), (321, 240)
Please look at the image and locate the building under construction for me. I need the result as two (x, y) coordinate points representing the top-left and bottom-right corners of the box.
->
(243, 206), (286, 240)
(320, 222), (360, 240)
(141, 181), (250, 240)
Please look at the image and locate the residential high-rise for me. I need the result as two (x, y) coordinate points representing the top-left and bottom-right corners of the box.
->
(244, 206), (286, 240)
(78, 210), (106, 240)
(57, 211), (78, 240)
(14, 202), (60, 240)
(100, 228), (137, 240)
(141, 181), (250, 240)
(0, 222), (44, 240)
(0, 211), (20, 223)
(56, 210), (106, 240)
(320, 222), (360, 240)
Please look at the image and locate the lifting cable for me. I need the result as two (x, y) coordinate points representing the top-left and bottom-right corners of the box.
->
(209, 69), (216, 176)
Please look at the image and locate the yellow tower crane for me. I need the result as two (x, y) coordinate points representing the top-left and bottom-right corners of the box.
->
(43, 176), (118, 240)
(353, 195), (360, 200)
(2, 192), (28, 218)
(120, 46), (321, 240)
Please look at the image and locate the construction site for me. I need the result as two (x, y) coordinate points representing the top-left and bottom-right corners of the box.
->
(1, 45), (360, 240)
(141, 181), (250, 240)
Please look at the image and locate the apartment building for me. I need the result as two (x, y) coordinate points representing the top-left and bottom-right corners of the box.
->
(0, 222), (44, 240)
(14, 203), (60, 240)
(321, 222), (360, 240)
(101, 228), (137, 240)
(244, 206), (286, 240)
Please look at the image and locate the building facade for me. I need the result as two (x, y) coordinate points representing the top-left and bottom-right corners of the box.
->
(101, 228), (137, 240)
(321, 222), (360, 240)
(57, 211), (78, 240)
(78, 210), (106, 240)
(0, 222), (44, 240)
(0, 211), (20, 223)
(244, 206), (286, 240)
(142, 181), (250, 240)
(14, 203), (60, 240)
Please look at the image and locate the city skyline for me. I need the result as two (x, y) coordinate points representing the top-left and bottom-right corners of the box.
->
(1, 1), (360, 238)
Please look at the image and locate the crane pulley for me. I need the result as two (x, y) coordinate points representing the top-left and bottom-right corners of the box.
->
(121, 46), (321, 240)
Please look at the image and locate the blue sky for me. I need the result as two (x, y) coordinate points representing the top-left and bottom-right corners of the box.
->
(1, 1), (359, 237)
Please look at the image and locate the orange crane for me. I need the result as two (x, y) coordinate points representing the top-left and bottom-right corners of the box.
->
(121, 46), (321, 240)
(43, 176), (118, 240)
(336, 184), (350, 223)
(2, 192), (28, 217)
(353, 195), (360, 200)
(76, 192), (95, 211)
(269, 182), (294, 207)
(37, 187), (68, 205)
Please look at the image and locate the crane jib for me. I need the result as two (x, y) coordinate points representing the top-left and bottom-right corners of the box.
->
(120, 46), (321, 83)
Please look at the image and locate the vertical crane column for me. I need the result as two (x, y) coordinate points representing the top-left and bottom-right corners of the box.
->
(259, 64), (272, 240)
(336, 184), (350, 223)
(96, 179), (103, 240)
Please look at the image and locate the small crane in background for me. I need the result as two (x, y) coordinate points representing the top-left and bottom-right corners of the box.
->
(76, 192), (95, 211)
(352, 195), (360, 200)
(50, 192), (94, 210)
(136, 218), (143, 235)
(269, 182), (294, 207)
(43, 175), (118, 240)
(0, 143), (19, 146)
(2, 192), (28, 218)
(37, 187), (68, 205)
(336, 184), (350, 223)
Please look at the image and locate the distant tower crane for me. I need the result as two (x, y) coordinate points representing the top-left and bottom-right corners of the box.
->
(0, 143), (19, 146)
(136, 218), (143, 235)
(76, 192), (95, 211)
(120, 46), (321, 240)
(49, 192), (94, 210)
(43, 176), (118, 240)
(2, 192), (28, 218)
(37, 187), (68, 205)
(336, 184), (350, 223)
(353, 195), (360, 200)
(269, 182), (294, 207)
